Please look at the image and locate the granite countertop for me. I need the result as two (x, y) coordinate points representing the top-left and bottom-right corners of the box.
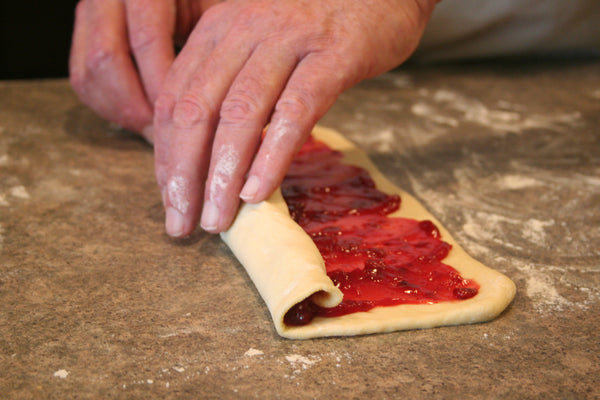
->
(1, 59), (598, 399)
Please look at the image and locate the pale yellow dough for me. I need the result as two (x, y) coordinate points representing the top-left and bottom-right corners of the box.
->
(221, 126), (516, 339)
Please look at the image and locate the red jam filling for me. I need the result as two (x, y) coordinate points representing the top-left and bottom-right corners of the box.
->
(282, 137), (479, 326)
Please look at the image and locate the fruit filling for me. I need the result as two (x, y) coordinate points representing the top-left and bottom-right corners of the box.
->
(282, 137), (479, 326)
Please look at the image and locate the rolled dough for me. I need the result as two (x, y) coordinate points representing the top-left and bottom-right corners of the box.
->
(221, 126), (516, 339)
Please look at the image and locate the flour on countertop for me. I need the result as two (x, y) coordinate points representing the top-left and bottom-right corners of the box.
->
(411, 102), (459, 127)
(508, 257), (597, 314)
(280, 351), (352, 379)
(244, 348), (264, 357)
(285, 354), (321, 370)
(0, 181), (31, 205)
(462, 212), (528, 251)
(0, 154), (9, 167)
(360, 128), (396, 153)
(522, 219), (555, 244)
(516, 258), (600, 314)
(405, 167), (598, 314)
(391, 73), (413, 89)
(412, 88), (581, 134)
(525, 269), (574, 312)
(577, 174), (600, 187)
(53, 369), (69, 379)
(10, 185), (30, 200)
(463, 211), (555, 247)
(494, 175), (543, 190)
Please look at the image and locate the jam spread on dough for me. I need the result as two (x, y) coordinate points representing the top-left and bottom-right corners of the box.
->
(281, 137), (479, 326)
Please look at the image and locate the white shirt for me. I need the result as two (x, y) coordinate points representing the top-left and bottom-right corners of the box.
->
(413, 0), (600, 61)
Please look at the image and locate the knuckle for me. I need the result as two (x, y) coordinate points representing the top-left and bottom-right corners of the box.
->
(154, 93), (177, 125)
(230, 7), (259, 31)
(172, 95), (214, 129)
(220, 92), (261, 124)
(85, 40), (118, 73)
(275, 91), (314, 119)
(128, 23), (160, 54)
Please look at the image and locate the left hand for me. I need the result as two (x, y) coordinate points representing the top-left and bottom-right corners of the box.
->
(69, 0), (220, 142)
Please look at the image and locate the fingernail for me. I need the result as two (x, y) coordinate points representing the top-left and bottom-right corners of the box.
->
(201, 200), (220, 231)
(166, 207), (185, 237)
(240, 175), (260, 201)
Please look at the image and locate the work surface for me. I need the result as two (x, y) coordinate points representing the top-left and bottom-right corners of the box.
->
(1, 60), (599, 399)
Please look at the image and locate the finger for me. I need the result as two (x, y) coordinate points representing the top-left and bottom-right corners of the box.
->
(153, 13), (224, 198)
(157, 34), (255, 237)
(125, 0), (176, 104)
(69, 0), (153, 138)
(153, 1), (263, 200)
(240, 53), (354, 203)
(201, 44), (299, 233)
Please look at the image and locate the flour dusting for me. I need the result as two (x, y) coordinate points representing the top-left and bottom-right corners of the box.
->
(268, 118), (294, 143)
(392, 73), (413, 88)
(360, 128), (396, 153)
(411, 102), (459, 127)
(10, 185), (30, 200)
(0, 154), (9, 166)
(167, 176), (190, 214)
(53, 369), (69, 379)
(413, 88), (581, 134)
(375, 71), (414, 89)
(211, 144), (239, 196)
(494, 175), (542, 190)
(285, 354), (321, 370)
(408, 169), (597, 315)
(462, 212), (553, 249)
(525, 269), (574, 312)
(522, 218), (554, 244)
(510, 257), (598, 313)
(244, 348), (264, 357)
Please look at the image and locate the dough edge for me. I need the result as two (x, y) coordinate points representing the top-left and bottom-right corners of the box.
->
(221, 125), (516, 339)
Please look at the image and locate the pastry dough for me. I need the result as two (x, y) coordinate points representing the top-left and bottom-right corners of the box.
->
(221, 126), (516, 339)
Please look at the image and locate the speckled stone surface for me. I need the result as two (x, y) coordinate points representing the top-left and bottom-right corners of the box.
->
(1, 60), (599, 399)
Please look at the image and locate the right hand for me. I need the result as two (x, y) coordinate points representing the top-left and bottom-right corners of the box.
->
(152, 0), (437, 236)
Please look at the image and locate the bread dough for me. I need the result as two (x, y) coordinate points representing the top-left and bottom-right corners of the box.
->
(221, 126), (516, 339)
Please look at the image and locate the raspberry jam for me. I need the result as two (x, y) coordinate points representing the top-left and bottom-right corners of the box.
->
(282, 137), (479, 326)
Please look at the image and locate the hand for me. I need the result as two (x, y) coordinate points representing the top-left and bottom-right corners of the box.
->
(155, 0), (437, 237)
(69, 0), (219, 142)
